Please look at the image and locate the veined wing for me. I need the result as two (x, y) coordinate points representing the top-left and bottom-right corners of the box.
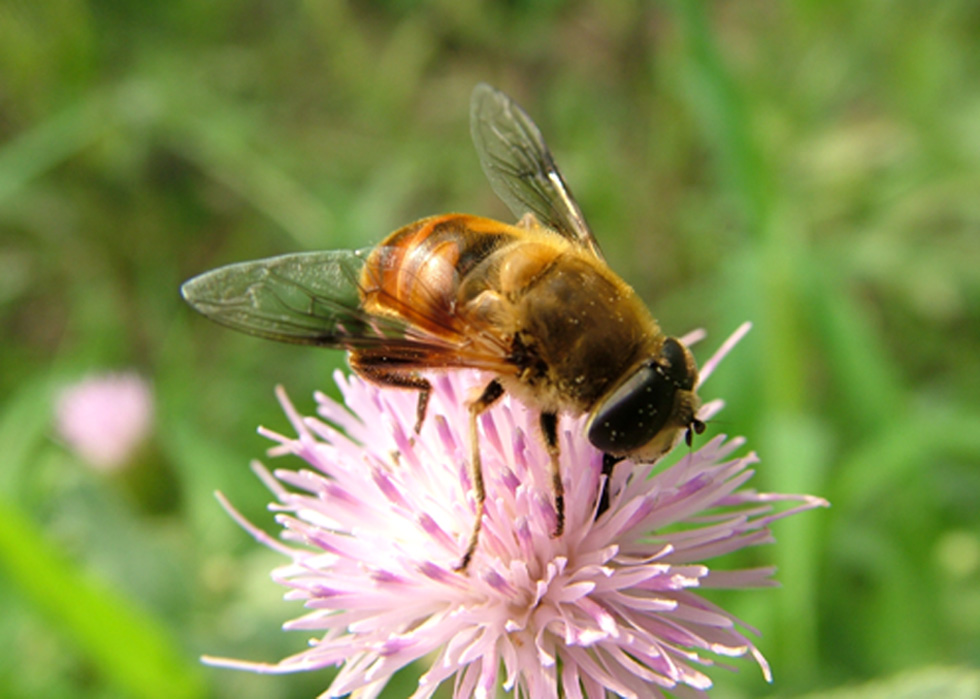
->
(182, 250), (433, 352)
(180, 249), (514, 372)
(470, 83), (603, 259)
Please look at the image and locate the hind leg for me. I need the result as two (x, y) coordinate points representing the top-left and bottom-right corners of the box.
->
(349, 352), (431, 433)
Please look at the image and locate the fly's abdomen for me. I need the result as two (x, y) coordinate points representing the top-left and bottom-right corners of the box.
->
(360, 214), (516, 334)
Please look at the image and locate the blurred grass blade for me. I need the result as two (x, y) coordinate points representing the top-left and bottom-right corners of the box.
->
(0, 499), (207, 699)
(167, 108), (334, 250)
(0, 92), (110, 206)
(0, 377), (54, 492)
(834, 402), (980, 510)
(762, 412), (830, 684)
(0, 380), (207, 699)
(804, 261), (905, 435)
(675, 0), (771, 240)
(794, 665), (980, 699)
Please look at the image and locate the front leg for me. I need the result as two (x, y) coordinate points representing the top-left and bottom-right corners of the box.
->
(349, 351), (431, 433)
(596, 453), (624, 517)
(539, 411), (565, 537)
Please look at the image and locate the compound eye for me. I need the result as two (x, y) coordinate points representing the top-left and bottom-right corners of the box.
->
(587, 362), (676, 454)
(660, 337), (696, 391)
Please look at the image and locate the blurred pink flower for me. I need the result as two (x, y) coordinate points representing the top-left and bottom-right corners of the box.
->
(205, 324), (827, 698)
(55, 371), (154, 471)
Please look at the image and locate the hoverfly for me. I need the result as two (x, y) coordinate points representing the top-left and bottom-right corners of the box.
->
(181, 84), (704, 570)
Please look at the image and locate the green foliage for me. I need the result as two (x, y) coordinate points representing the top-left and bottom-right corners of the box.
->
(1, 1), (978, 697)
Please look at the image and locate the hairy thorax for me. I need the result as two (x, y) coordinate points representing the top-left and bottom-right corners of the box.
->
(463, 235), (661, 415)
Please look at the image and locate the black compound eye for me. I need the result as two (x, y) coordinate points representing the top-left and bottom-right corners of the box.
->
(660, 337), (696, 391)
(587, 362), (676, 454)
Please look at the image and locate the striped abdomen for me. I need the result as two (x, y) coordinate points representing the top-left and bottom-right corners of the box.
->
(360, 214), (519, 340)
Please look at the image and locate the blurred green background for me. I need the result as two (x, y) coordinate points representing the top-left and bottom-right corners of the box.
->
(2, 1), (979, 697)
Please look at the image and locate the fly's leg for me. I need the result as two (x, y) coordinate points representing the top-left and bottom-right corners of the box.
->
(455, 379), (505, 572)
(349, 352), (431, 433)
(540, 412), (564, 537)
(413, 386), (430, 434)
(597, 453), (624, 517)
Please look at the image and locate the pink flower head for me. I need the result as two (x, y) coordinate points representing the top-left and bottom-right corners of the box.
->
(54, 371), (154, 471)
(204, 323), (827, 697)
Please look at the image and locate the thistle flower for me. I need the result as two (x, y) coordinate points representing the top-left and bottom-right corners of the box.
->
(204, 324), (827, 698)
(54, 371), (154, 471)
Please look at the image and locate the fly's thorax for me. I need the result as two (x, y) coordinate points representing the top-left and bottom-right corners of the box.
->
(501, 247), (661, 413)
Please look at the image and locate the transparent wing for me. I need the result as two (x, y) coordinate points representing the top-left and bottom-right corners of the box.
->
(181, 250), (444, 353)
(470, 83), (603, 259)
